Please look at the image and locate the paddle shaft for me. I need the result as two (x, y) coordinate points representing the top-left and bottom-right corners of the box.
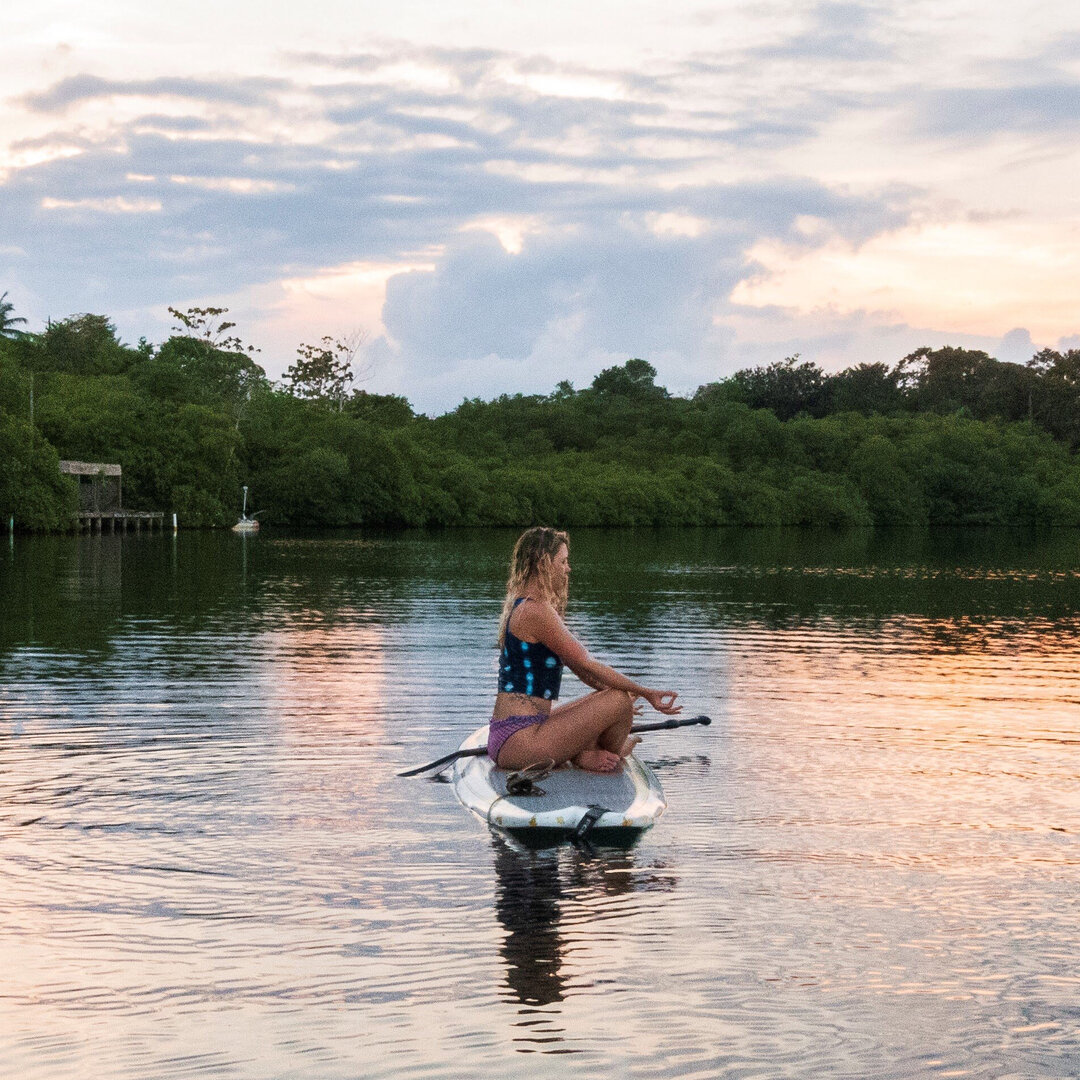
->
(629, 714), (711, 734)
(398, 713), (711, 776)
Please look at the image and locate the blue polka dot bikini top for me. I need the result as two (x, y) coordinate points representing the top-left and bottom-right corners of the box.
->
(498, 597), (564, 700)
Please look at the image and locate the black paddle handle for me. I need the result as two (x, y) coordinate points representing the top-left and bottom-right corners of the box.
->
(631, 714), (711, 734)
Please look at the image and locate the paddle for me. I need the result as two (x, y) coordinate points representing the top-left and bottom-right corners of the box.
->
(397, 713), (712, 777)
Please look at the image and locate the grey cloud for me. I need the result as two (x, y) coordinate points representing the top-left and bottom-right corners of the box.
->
(997, 327), (1038, 364)
(4, 40), (919, 355)
(916, 82), (1080, 137)
(383, 233), (552, 362)
(292, 44), (510, 92)
(316, 79), (825, 173)
(966, 33), (1080, 87)
(21, 73), (112, 110)
(680, 1), (896, 74)
(297, 43), (663, 97)
(10, 131), (99, 153)
(1035, 32), (1080, 68)
(379, 176), (909, 374)
(750, 1), (896, 62)
(1, 74), (917, 320)
(287, 51), (385, 72)
(130, 114), (216, 133)
(300, 42), (830, 147)
(319, 80), (670, 145)
(22, 74), (291, 112)
(409, 45), (509, 88)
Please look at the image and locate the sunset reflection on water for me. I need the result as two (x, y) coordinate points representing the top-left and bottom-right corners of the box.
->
(1, 529), (1079, 1078)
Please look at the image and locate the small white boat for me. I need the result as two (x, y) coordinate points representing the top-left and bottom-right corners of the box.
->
(451, 725), (667, 845)
(231, 485), (260, 533)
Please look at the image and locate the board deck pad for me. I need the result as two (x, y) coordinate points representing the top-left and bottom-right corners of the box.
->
(490, 765), (638, 812)
(451, 725), (667, 839)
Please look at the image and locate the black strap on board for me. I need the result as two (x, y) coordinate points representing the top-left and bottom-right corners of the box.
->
(573, 805), (609, 842)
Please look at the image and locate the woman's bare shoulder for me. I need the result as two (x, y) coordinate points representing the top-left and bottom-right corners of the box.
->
(519, 599), (587, 660)
(510, 595), (554, 637)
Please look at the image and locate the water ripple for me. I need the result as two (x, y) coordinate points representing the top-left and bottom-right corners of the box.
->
(2, 529), (1080, 1078)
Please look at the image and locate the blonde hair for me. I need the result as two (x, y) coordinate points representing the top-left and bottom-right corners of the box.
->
(498, 526), (570, 647)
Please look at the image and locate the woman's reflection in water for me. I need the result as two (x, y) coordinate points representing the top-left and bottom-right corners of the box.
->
(493, 836), (568, 1008)
(491, 834), (676, 1016)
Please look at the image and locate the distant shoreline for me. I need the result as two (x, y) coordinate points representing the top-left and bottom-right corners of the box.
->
(4, 315), (1080, 533)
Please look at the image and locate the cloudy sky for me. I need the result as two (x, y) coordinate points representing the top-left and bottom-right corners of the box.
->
(3, 0), (1079, 411)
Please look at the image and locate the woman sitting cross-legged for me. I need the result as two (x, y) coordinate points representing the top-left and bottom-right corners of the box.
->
(488, 526), (681, 774)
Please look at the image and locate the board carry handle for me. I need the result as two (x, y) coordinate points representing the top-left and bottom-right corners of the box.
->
(397, 714), (713, 777)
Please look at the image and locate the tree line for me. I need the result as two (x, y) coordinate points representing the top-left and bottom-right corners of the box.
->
(3, 298), (1080, 531)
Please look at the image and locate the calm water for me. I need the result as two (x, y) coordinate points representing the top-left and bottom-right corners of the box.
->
(1, 527), (1079, 1079)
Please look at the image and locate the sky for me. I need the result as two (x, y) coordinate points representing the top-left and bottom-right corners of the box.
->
(3, 0), (1080, 412)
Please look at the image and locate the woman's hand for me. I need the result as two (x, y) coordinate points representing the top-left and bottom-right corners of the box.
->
(643, 689), (681, 715)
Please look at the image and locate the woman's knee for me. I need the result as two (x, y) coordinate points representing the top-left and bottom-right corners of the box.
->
(600, 688), (633, 723)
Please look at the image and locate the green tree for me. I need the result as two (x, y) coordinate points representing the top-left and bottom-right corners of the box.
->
(848, 432), (927, 524)
(167, 306), (260, 354)
(723, 469), (785, 525)
(0, 292), (28, 339)
(0, 412), (75, 529)
(730, 354), (828, 420)
(826, 362), (904, 415)
(36, 314), (139, 375)
(34, 372), (149, 463)
(720, 405), (787, 470)
(782, 471), (872, 527)
(590, 358), (665, 399)
(1028, 348), (1080, 446)
(150, 335), (267, 413)
(345, 390), (414, 428)
(284, 333), (365, 409)
(895, 346), (1024, 418)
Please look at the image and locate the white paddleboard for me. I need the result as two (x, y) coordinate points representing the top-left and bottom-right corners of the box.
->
(451, 725), (667, 843)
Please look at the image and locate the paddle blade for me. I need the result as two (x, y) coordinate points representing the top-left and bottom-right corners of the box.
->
(397, 745), (487, 777)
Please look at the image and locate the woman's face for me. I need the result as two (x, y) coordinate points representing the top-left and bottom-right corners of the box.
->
(549, 543), (570, 591)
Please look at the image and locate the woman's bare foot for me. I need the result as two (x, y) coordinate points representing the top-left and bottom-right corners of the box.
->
(572, 748), (622, 773)
(620, 735), (642, 758)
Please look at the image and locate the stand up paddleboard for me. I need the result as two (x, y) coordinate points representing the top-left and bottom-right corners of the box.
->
(451, 725), (667, 844)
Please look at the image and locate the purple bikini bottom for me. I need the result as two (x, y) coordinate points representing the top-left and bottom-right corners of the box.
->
(487, 714), (543, 765)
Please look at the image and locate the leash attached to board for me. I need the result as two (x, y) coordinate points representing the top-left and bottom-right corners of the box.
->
(398, 714), (711, 777)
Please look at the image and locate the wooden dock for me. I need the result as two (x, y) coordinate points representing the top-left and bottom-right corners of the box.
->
(76, 511), (166, 533)
(60, 460), (165, 533)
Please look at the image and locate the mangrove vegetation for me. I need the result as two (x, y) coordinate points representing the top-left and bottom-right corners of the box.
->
(4, 301), (1080, 531)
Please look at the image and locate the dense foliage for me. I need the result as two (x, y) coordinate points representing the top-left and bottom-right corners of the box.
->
(4, 305), (1080, 530)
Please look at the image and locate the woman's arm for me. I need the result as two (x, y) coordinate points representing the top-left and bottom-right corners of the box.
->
(519, 601), (681, 714)
(572, 665), (608, 692)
